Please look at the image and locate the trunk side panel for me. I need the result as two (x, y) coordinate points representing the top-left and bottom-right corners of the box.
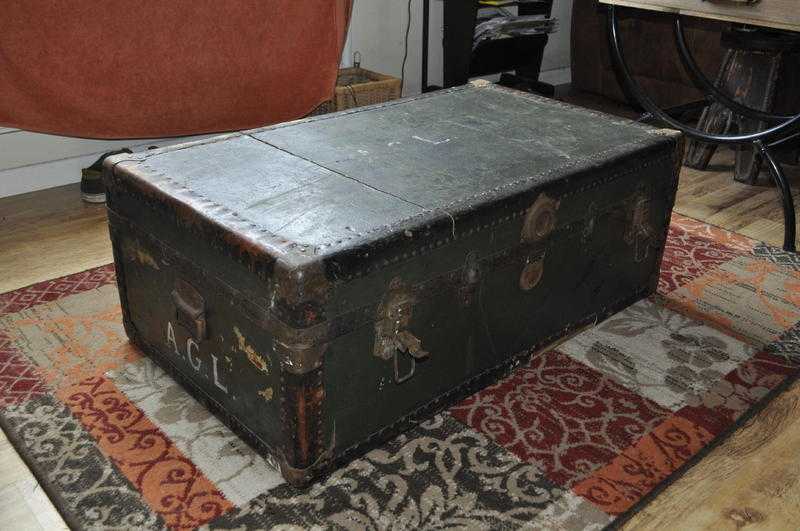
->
(323, 143), (679, 458)
(107, 212), (285, 461)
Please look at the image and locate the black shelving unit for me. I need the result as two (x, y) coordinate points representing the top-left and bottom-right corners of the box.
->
(421, 0), (555, 94)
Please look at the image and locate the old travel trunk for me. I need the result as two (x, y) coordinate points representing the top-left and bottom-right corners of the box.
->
(104, 82), (684, 486)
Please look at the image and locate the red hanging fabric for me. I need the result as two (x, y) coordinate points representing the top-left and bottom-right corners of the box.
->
(0, 0), (352, 139)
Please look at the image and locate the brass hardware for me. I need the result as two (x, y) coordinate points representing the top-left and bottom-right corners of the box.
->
(277, 420), (336, 487)
(393, 351), (416, 383)
(273, 260), (330, 307)
(519, 256), (545, 291)
(522, 193), (559, 243)
(273, 339), (326, 375)
(395, 330), (429, 360)
(374, 278), (429, 384)
(171, 278), (207, 340)
(518, 193), (557, 292)
(374, 278), (415, 360)
(392, 330), (430, 384)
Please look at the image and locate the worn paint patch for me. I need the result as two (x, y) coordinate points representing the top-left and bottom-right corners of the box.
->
(258, 387), (273, 402)
(233, 326), (269, 374)
(123, 238), (160, 270)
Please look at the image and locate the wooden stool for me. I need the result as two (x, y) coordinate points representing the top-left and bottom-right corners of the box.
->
(684, 26), (800, 183)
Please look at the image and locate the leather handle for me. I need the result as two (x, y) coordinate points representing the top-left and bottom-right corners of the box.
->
(171, 278), (207, 340)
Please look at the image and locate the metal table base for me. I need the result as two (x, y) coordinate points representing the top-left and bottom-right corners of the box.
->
(607, 5), (799, 252)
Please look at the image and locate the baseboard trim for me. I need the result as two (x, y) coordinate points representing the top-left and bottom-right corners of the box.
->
(538, 67), (571, 87)
(0, 134), (215, 199)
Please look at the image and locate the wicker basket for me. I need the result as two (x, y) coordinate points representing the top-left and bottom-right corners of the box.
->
(307, 99), (336, 117)
(334, 67), (402, 111)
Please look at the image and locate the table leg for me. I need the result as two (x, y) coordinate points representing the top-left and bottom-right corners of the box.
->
(757, 140), (797, 252)
(607, 5), (800, 252)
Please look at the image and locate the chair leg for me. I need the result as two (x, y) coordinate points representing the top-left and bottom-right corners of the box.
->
(684, 102), (733, 169)
(684, 50), (736, 170)
(732, 52), (783, 184)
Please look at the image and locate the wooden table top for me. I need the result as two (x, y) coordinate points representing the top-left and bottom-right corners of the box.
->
(599, 0), (800, 33)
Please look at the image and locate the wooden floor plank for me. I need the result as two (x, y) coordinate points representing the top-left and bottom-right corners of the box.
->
(624, 381), (800, 531)
(0, 184), (112, 293)
(0, 431), (68, 530)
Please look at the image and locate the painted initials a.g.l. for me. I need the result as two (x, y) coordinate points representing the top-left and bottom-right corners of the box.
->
(166, 321), (229, 394)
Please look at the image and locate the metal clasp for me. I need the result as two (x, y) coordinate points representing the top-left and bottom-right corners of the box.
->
(374, 278), (429, 384)
(392, 330), (430, 384)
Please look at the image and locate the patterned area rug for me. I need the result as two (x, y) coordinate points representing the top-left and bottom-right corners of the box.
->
(1, 213), (799, 530)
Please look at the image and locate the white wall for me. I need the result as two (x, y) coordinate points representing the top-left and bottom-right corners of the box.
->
(0, 0), (573, 199)
(346, 0), (440, 95)
(540, 0), (573, 77)
(0, 129), (216, 198)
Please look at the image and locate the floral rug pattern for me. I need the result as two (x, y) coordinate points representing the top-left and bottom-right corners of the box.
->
(1, 214), (799, 530)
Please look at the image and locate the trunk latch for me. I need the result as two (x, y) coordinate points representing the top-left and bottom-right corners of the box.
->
(374, 278), (429, 384)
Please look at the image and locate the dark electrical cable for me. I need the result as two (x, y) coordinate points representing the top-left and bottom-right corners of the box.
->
(400, 0), (413, 95)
